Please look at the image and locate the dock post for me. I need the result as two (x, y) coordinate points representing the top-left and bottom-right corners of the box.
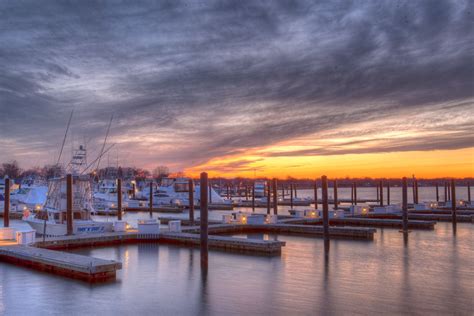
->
(376, 184), (379, 203)
(447, 181), (451, 201)
(117, 178), (122, 221)
(149, 182), (153, 218)
(322, 175), (330, 254)
(290, 184), (294, 209)
(226, 184), (230, 200)
(272, 178), (278, 215)
(294, 184), (298, 199)
(281, 185), (285, 200)
(314, 180), (318, 209)
(251, 182), (255, 212)
(351, 182), (354, 205)
(379, 180), (384, 206)
(415, 179), (419, 204)
(209, 182), (212, 204)
(200, 172), (209, 270)
(189, 179), (194, 225)
(402, 177), (408, 234)
(354, 182), (357, 205)
(386, 181), (390, 205)
(468, 182), (471, 203)
(132, 182), (136, 199)
(3, 178), (10, 228)
(333, 179), (338, 209)
(266, 181), (271, 215)
(436, 183), (439, 202)
(451, 179), (457, 234)
(66, 174), (73, 235)
(245, 185), (248, 200)
(444, 182), (448, 203)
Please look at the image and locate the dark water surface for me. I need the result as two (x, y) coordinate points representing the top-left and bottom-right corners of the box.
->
(0, 222), (472, 315)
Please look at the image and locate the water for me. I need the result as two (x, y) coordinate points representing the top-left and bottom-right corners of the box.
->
(0, 186), (473, 315)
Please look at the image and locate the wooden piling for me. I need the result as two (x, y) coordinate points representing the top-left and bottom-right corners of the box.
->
(200, 172), (209, 268)
(379, 180), (384, 206)
(376, 184), (379, 202)
(447, 181), (451, 201)
(272, 178), (278, 215)
(294, 184), (298, 199)
(281, 186), (285, 200)
(322, 176), (330, 253)
(251, 182), (255, 213)
(314, 180), (318, 209)
(3, 178), (10, 228)
(189, 179), (194, 225)
(66, 174), (73, 236)
(149, 182), (153, 218)
(245, 185), (249, 201)
(353, 182), (357, 205)
(132, 182), (136, 199)
(333, 179), (338, 209)
(209, 183), (212, 204)
(444, 182), (448, 202)
(117, 178), (122, 221)
(351, 182), (354, 205)
(415, 179), (419, 204)
(451, 179), (456, 233)
(266, 181), (271, 215)
(468, 182), (471, 203)
(386, 181), (390, 205)
(435, 183), (439, 202)
(290, 184), (294, 209)
(226, 184), (230, 200)
(402, 177), (408, 234)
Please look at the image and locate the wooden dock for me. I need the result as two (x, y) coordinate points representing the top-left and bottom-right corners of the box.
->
(124, 206), (184, 213)
(365, 213), (474, 223)
(160, 232), (285, 255)
(282, 217), (436, 230)
(184, 223), (376, 240)
(0, 245), (122, 282)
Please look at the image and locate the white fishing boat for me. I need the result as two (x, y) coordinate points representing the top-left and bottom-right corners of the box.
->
(135, 177), (226, 206)
(254, 180), (267, 198)
(23, 175), (113, 236)
(93, 179), (129, 212)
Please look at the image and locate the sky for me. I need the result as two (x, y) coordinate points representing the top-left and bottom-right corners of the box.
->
(0, 0), (473, 178)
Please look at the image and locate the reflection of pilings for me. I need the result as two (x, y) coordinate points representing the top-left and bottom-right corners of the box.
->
(4, 178), (10, 228)
(200, 172), (209, 271)
(67, 174), (73, 235)
(402, 177), (408, 234)
(189, 179), (194, 225)
(322, 175), (330, 254)
(451, 179), (457, 235)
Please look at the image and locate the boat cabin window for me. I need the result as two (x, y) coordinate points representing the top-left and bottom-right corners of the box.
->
(174, 183), (189, 192)
(36, 211), (48, 220)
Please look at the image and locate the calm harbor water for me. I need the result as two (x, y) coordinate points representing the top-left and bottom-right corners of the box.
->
(0, 186), (473, 315)
(0, 222), (473, 315)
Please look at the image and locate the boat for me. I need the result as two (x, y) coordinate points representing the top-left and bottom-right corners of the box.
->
(23, 175), (113, 236)
(93, 179), (130, 212)
(253, 180), (267, 198)
(135, 177), (227, 206)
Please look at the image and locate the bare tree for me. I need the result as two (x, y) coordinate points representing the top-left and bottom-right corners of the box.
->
(153, 166), (170, 179)
(2, 161), (21, 178)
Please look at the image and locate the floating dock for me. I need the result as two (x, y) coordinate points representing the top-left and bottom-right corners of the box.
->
(160, 232), (285, 255)
(0, 245), (122, 282)
(282, 217), (436, 230)
(184, 223), (376, 240)
(365, 213), (473, 223)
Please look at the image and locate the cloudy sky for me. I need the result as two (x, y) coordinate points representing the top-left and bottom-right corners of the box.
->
(0, 0), (473, 178)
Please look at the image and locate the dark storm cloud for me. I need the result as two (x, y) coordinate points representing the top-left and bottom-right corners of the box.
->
(0, 0), (472, 169)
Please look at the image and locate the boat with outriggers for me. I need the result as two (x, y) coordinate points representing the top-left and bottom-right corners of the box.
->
(23, 174), (113, 236)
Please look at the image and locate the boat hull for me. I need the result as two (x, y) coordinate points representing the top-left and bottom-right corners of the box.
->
(24, 219), (113, 237)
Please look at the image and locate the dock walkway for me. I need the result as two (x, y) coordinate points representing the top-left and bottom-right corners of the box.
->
(0, 245), (121, 282)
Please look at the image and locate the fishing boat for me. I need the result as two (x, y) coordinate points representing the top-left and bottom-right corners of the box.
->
(23, 175), (113, 236)
(93, 179), (130, 212)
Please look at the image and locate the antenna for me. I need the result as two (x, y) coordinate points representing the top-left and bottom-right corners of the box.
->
(57, 109), (74, 165)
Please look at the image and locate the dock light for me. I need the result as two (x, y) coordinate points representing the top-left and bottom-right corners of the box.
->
(362, 207), (368, 215)
(242, 216), (247, 224)
(111, 203), (115, 207)
(35, 205), (41, 210)
(23, 206), (27, 211)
